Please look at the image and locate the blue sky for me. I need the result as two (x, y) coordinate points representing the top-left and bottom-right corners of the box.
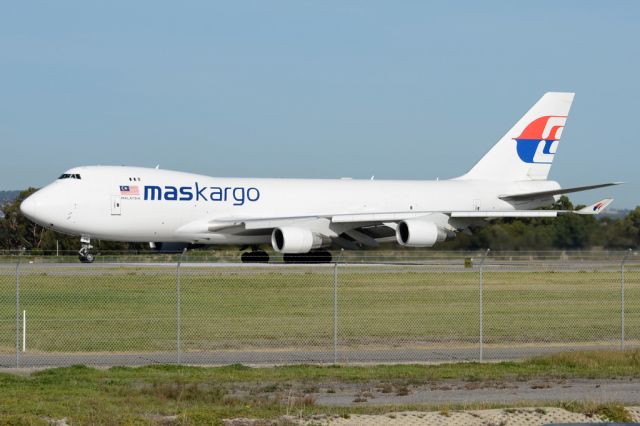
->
(1, 1), (639, 207)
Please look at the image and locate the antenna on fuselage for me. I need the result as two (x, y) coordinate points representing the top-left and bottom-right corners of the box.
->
(155, 164), (160, 169)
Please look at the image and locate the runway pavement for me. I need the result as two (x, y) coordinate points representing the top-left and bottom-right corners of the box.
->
(1, 260), (632, 275)
(0, 344), (629, 368)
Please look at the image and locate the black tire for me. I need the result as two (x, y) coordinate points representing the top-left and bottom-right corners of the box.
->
(84, 253), (95, 263)
(311, 250), (332, 263)
(283, 251), (332, 264)
(253, 250), (269, 263)
(283, 253), (301, 264)
(241, 251), (270, 263)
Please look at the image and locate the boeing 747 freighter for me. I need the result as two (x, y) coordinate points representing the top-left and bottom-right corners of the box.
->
(20, 92), (620, 262)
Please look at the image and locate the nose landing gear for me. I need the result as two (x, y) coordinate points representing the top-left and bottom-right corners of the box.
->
(78, 236), (95, 263)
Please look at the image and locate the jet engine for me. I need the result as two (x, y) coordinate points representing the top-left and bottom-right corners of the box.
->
(396, 220), (447, 247)
(271, 227), (328, 253)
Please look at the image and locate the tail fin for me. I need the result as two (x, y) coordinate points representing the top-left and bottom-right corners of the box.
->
(458, 92), (575, 181)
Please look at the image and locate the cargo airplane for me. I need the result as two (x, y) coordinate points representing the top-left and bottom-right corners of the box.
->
(21, 92), (620, 263)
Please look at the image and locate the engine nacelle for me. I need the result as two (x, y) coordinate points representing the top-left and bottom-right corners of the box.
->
(396, 220), (447, 247)
(271, 227), (326, 253)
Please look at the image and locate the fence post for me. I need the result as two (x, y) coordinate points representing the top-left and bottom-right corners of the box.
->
(15, 251), (22, 368)
(479, 248), (490, 362)
(621, 249), (632, 350)
(176, 248), (188, 364)
(333, 249), (344, 364)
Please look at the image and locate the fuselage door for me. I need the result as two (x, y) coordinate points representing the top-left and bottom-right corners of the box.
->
(111, 195), (122, 215)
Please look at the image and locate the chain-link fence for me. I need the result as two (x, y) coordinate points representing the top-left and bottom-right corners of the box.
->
(0, 250), (638, 367)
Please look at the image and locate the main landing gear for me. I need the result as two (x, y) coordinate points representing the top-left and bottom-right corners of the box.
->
(240, 247), (333, 264)
(240, 246), (270, 263)
(283, 250), (332, 264)
(78, 236), (95, 263)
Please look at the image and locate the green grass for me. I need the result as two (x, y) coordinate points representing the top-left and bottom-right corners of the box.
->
(0, 350), (639, 424)
(1, 267), (640, 353)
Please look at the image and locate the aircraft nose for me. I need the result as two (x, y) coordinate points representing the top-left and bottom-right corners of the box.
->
(20, 190), (50, 225)
(20, 193), (38, 219)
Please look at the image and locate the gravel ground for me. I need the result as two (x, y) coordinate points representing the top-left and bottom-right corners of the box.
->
(324, 407), (640, 425)
(225, 406), (640, 425)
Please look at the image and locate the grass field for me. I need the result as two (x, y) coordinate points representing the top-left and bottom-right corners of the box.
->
(0, 350), (639, 424)
(0, 264), (639, 354)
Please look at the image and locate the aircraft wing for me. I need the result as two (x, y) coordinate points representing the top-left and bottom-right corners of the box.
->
(206, 198), (614, 231)
(499, 182), (623, 201)
(178, 198), (614, 249)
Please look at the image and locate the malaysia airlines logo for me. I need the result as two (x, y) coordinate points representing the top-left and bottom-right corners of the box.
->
(120, 185), (140, 195)
(514, 116), (567, 164)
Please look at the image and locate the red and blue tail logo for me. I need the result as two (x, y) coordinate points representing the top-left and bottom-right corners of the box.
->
(593, 202), (606, 212)
(514, 116), (567, 164)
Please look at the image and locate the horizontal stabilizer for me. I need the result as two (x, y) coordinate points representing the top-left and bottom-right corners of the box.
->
(499, 182), (623, 201)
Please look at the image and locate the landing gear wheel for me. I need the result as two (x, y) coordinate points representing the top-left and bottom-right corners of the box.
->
(79, 252), (96, 263)
(283, 251), (332, 264)
(241, 250), (270, 263)
(78, 237), (95, 264)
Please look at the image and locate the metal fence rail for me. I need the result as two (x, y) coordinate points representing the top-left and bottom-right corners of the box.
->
(0, 251), (638, 368)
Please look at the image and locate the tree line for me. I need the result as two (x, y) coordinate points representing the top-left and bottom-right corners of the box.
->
(1, 188), (638, 252)
(437, 197), (640, 250)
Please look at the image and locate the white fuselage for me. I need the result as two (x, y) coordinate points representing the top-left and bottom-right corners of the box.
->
(20, 165), (559, 245)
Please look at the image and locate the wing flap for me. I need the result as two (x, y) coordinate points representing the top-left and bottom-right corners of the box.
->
(332, 212), (431, 223)
(452, 211), (558, 218)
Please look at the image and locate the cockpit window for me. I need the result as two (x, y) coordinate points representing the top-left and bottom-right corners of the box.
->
(58, 173), (81, 180)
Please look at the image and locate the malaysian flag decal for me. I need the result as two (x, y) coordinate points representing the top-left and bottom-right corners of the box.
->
(120, 185), (140, 195)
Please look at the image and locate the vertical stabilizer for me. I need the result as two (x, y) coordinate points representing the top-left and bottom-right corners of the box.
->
(458, 92), (575, 181)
